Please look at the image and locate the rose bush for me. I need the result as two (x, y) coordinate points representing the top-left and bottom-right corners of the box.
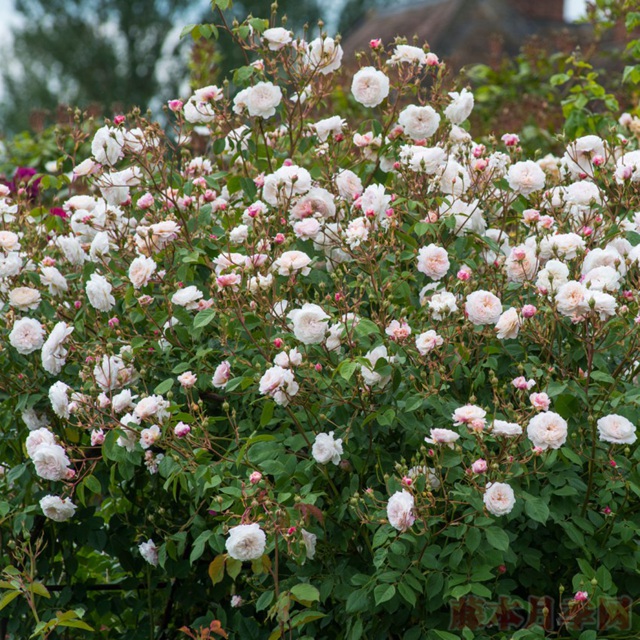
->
(0, 3), (639, 639)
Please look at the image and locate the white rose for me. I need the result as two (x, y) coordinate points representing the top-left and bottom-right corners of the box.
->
(9, 318), (45, 355)
(86, 273), (116, 312)
(49, 380), (71, 419)
(428, 291), (458, 320)
(171, 285), (203, 310)
(335, 169), (363, 201)
(465, 290), (503, 326)
(361, 345), (392, 389)
(32, 443), (71, 481)
(93, 354), (125, 391)
(400, 146), (446, 173)
(387, 490), (415, 531)
(22, 408), (49, 431)
(585, 290), (617, 320)
(495, 308), (521, 340)
(483, 482), (516, 516)
(507, 160), (546, 196)
(398, 105), (440, 140)
(245, 82), (282, 119)
(262, 165), (312, 206)
(536, 259), (569, 293)
(273, 250), (312, 276)
(140, 424), (161, 450)
(40, 495), (77, 522)
(306, 37), (343, 75)
(415, 330), (443, 355)
(311, 431), (343, 465)
(40, 266), (68, 296)
(225, 523), (266, 561)
(139, 539), (159, 566)
(26, 427), (56, 458)
(312, 116), (346, 142)
(388, 44), (427, 65)
(287, 303), (329, 345)
(597, 414), (637, 445)
(128, 256), (156, 289)
(262, 27), (292, 50)
(91, 126), (125, 165)
(417, 244), (450, 280)
(527, 411), (568, 450)
(0, 230), (20, 251)
(444, 88), (474, 124)
(9, 286), (41, 311)
(555, 281), (589, 317)
(583, 266), (620, 292)
(505, 245), (538, 283)
(41, 322), (74, 375)
(212, 361), (231, 389)
(492, 420), (522, 437)
(351, 67), (390, 108)
(258, 365), (299, 406)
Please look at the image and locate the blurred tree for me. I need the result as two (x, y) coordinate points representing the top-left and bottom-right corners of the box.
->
(0, 0), (199, 133)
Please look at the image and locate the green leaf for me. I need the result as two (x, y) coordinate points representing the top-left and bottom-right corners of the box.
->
(485, 527), (509, 551)
(433, 631), (461, 640)
(338, 361), (358, 382)
(226, 557), (242, 580)
(373, 584), (395, 606)
(290, 583), (320, 605)
(154, 378), (174, 395)
(256, 590), (274, 612)
(0, 590), (20, 611)
(190, 531), (212, 563)
(194, 308), (216, 329)
(208, 554), (226, 585)
(345, 588), (369, 613)
(450, 584), (471, 600)
(83, 474), (101, 495)
(524, 496), (549, 524)
(354, 318), (379, 337)
(465, 527), (481, 553)
(57, 619), (94, 631)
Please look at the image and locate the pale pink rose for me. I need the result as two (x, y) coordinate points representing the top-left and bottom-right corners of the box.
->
(495, 308), (521, 340)
(417, 244), (450, 280)
(527, 411), (568, 450)
(387, 490), (415, 531)
(385, 320), (411, 341)
(465, 291), (503, 326)
(140, 424), (161, 450)
(415, 330), (443, 355)
(273, 250), (312, 276)
(530, 392), (551, 411)
(471, 459), (488, 474)
(177, 371), (197, 388)
(483, 482), (516, 516)
(351, 67), (390, 108)
(212, 361), (231, 389)
(425, 428), (460, 447)
(174, 422), (191, 438)
(597, 414), (636, 445)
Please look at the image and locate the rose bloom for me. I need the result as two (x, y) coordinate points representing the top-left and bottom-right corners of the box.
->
(245, 82), (282, 119)
(417, 244), (450, 280)
(386, 319), (411, 341)
(9, 286), (41, 311)
(9, 317), (45, 355)
(415, 330), (443, 355)
(527, 411), (568, 450)
(492, 420), (523, 437)
(178, 371), (197, 388)
(398, 105), (440, 141)
(505, 245), (538, 282)
(512, 377), (535, 391)
(425, 428), (460, 447)
(41, 322), (74, 375)
(530, 392), (551, 411)
(32, 443), (71, 481)
(536, 259), (569, 294)
(128, 256), (156, 289)
(465, 290), (503, 326)
(495, 308), (521, 340)
(134, 395), (169, 422)
(335, 169), (363, 201)
(171, 285), (203, 310)
(597, 414), (637, 445)
(262, 27), (292, 50)
(361, 345), (392, 389)
(306, 37), (343, 75)
(258, 365), (299, 406)
(586, 290), (618, 320)
(428, 291), (458, 320)
(582, 266), (620, 292)
(212, 361), (231, 389)
(226, 523), (266, 561)
(539, 233), (585, 260)
(387, 490), (415, 532)
(86, 273), (116, 312)
(140, 424), (161, 450)
(290, 187), (336, 221)
(139, 539), (159, 566)
(273, 250), (312, 276)
(293, 218), (321, 241)
(453, 404), (486, 429)
(26, 427), (56, 458)
(444, 88), (474, 125)
(49, 380), (71, 418)
(507, 160), (546, 196)
(287, 303), (329, 344)
(312, 431), (343, 465)
(471, 459), (488, 474)
(351, 67), (390, 108)
(262, 165), (312, 206)
(0, 230), (20, 251)
(387, 44), (427, 65)
(312, 115), (346, 142)
(273, 348), (302, 369)
(555, 281), (589, 318)
(483, 482), (516, 516)
(40, 495), (77, 522)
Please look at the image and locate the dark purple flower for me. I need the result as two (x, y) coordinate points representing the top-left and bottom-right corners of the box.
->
(50, 207), (68, 219)
(10, 167), (40, 200)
